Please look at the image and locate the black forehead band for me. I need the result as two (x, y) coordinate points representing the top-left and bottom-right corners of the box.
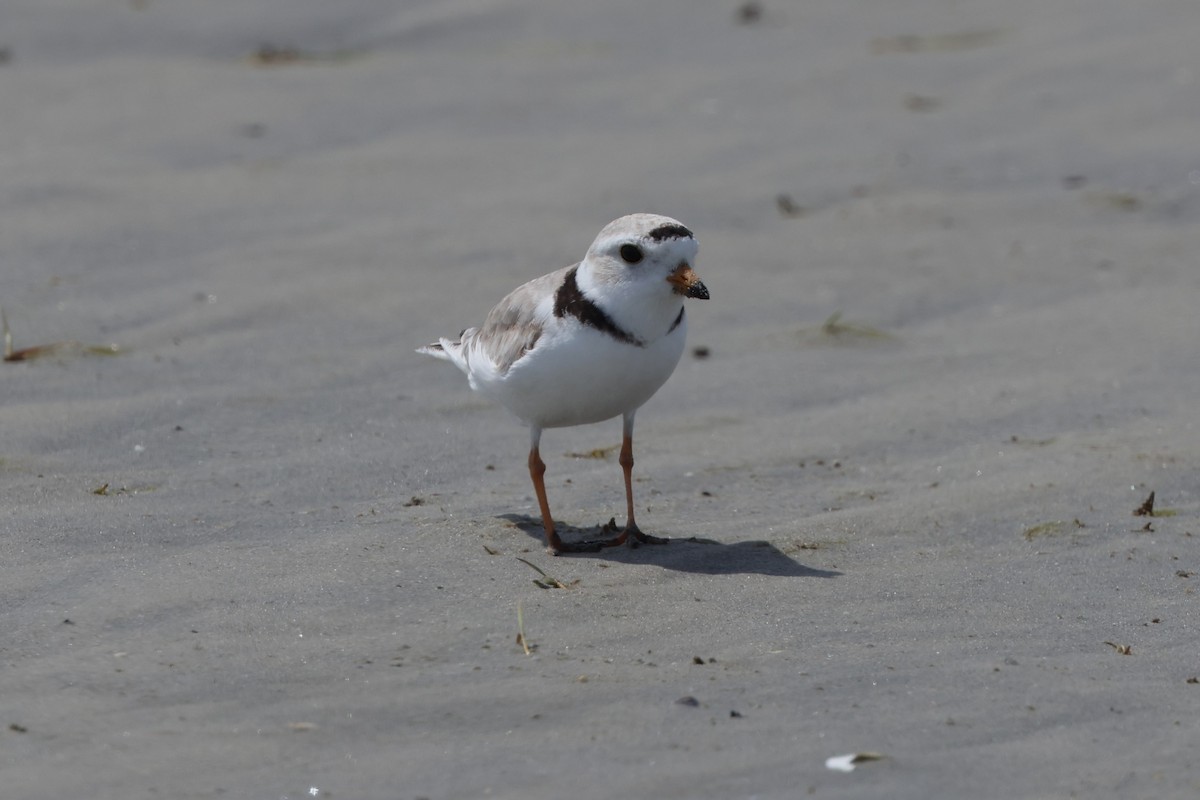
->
(646, 224), (694, 242)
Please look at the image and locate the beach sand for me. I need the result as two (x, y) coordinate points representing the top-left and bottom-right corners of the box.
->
(3, 1), (1198, 797)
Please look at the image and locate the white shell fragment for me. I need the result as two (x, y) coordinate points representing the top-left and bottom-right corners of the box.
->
(826, 752), (887, 772)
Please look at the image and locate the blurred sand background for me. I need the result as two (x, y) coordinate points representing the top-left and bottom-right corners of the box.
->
(2, 1), (1198, 797)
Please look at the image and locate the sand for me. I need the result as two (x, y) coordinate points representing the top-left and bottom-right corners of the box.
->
(2, 1), (1198, 797)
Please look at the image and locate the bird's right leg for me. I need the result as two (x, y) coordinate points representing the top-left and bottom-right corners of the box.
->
(528, 430), (561, 552)
(528, 427), (601, 554)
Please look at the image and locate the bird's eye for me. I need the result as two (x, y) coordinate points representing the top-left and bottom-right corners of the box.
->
(619, 244), (644, 264)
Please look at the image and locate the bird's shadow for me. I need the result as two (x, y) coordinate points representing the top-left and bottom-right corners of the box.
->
(498, 514), (841, 578)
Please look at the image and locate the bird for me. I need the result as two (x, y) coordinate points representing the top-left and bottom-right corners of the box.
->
(418, 213), (709, 553)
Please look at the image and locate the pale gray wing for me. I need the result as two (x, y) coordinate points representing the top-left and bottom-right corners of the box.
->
(469, 265), (573, 375)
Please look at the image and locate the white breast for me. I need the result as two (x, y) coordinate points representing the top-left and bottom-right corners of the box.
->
(482, 314), (687, 428)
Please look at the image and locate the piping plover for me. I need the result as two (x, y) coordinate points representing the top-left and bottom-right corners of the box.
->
(418, 213), (709, 553)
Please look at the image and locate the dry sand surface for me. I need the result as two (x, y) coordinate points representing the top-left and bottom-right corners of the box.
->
(3, 1), (1199, 798)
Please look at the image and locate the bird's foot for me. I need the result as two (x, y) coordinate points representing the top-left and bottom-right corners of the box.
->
(546, 519), (669, 554)
(547, 539), (605, 555)
(545, 529), (604, 555)
(598, 518), (670, 548)
(628, 526), (670, 547)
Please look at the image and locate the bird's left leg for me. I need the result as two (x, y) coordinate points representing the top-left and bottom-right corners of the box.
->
(609, 411), (669, 547)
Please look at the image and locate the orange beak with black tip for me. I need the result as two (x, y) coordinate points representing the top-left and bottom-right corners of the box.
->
(667, 263), (710, 300)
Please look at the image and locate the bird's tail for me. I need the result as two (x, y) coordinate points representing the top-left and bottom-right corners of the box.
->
(416, 331), (473, 376)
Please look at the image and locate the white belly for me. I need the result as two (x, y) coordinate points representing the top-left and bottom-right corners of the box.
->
(486, 320), (687, 428)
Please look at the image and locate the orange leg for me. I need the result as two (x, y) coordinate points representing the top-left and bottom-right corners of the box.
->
(613, 422), (668, 547)
(620, 433), (638, 533)
(528, 444), (565, 553)
(528, 427), (603, 554)
(524, 419), (667, 553)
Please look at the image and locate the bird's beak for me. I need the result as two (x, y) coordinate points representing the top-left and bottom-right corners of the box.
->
(666, 263), (710, 300)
